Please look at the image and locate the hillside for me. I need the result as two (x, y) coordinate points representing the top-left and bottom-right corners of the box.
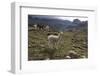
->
(28, 15), (88, 32)
(28, 28), (88, 60)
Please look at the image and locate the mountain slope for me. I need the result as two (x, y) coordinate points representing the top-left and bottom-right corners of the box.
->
(28, 15), (88, 31)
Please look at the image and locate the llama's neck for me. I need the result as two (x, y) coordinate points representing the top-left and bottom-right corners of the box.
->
(58, 33), (62, 39)
(58, 33), (60, 38)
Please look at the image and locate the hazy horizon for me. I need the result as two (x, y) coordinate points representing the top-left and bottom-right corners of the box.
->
(29, 15), (88, 22)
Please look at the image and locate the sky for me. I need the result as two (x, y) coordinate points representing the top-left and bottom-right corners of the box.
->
(30, 15), (88, 21)
(56, 16), (88, 21)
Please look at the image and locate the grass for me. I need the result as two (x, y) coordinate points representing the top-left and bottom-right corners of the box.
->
(28, 28), (88, 60)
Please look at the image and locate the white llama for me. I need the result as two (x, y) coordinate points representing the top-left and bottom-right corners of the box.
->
(33, 24), (37, 29)
(48, 32), (63, 49)
(45, 25), (50, 31)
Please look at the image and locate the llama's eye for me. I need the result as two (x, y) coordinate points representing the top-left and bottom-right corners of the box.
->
(47, 33), (50, 35)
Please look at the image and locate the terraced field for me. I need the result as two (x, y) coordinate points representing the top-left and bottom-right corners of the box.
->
(28, 28), (88, 60)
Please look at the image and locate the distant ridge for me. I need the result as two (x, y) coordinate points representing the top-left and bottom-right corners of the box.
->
(28, 15), (88, 31)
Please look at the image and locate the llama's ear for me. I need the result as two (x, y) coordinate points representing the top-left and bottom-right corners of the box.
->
(54, 33), (58, 35)
(47, 33), (50, 35)
(60, 32), (63, 34)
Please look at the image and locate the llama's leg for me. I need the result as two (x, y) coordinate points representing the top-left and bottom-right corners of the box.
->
(57, 40), (60, 49)
(53, 42), (56, 48)
(48, 40), (50, 48)
(53, 42), (55, 49)
(57, 38), (62, 48)
(53, 41), (56, 49)
(51, 42), (54, 49)
(55, 42), (58, 49)
(48, 40), (52, 48)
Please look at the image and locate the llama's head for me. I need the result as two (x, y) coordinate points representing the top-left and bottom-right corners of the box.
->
(58, 32), (63, 36)
(58, 31), (63, 39)
(60, 32), (63, 35)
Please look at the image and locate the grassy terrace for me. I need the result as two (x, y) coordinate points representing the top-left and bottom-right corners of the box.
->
(28, 28), (88, 60)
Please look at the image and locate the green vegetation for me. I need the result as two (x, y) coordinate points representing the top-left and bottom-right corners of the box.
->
(28, 28), (88, 60)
